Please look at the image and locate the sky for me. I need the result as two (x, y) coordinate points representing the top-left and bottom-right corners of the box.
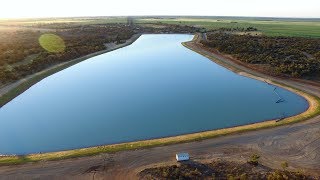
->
(1, 0), (320, 19)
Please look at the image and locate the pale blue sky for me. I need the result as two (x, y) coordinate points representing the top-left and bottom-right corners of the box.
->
(1, 0), (320, 18)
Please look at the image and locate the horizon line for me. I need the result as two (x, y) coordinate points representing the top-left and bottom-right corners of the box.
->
(1, 15), (320, 21)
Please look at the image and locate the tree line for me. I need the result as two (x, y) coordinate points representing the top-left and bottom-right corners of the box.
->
(202, 33), (320, 77)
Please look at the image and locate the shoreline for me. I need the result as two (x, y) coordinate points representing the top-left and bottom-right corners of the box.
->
(0, 33), (320, 165)
(182, 34), (319, 123)
(0, 33), (142, 108)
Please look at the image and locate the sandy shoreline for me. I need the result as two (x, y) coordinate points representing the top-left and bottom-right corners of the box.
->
(0, 33), (320, 178)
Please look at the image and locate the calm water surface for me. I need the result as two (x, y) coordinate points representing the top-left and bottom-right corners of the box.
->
(0, 34), (308, 154)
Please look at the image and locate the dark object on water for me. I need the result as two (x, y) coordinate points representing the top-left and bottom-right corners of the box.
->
(276, 99), (285, 103)
(273, 87), (285, 103)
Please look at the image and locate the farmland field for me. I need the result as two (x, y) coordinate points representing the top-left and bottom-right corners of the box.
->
(136, 17), (320, 37)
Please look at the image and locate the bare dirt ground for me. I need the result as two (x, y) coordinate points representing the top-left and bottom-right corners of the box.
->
(0, 34), (320, 179)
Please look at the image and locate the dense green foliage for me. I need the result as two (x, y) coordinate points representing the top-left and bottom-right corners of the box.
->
(202, 33), (320, 77)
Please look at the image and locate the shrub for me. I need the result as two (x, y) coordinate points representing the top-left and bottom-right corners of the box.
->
(281, 161), (288, 170)
(248, 154), (260, 166)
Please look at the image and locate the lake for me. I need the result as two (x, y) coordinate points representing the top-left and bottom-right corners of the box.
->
(0, 34), (308, 155)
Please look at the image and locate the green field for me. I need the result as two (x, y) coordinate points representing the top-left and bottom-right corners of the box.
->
(136, 17), (320, 37)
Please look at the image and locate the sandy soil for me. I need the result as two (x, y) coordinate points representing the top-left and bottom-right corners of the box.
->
(0, 34), (320, 179)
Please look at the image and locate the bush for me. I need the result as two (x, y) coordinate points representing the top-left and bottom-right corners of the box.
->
(281, 161), (288, 170)
(248, 154), (260, 166)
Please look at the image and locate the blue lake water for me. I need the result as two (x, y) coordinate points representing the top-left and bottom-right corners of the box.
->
(0, 34), (308, 155)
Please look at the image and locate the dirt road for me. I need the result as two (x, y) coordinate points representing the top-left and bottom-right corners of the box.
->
(0, 35), (319, 179)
